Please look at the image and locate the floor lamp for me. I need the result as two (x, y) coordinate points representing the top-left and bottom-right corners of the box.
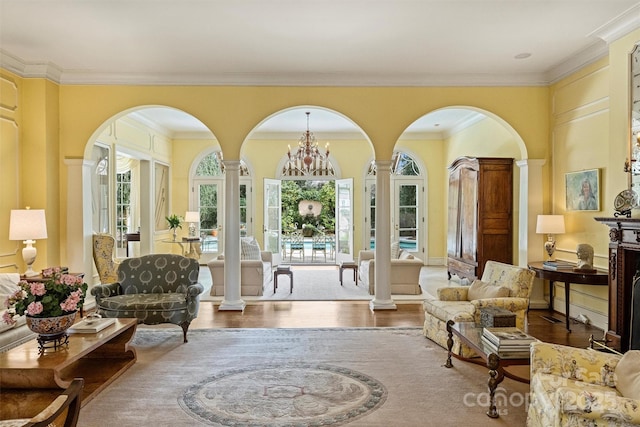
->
(9, 209), (48, 277)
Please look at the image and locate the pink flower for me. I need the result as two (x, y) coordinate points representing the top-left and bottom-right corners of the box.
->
(60, 290), (82, 312)
(2, 311), (16, 325)
(60, 274), (80, 286)
(26, 301), (43, 316)
(29, 282), (46, 296)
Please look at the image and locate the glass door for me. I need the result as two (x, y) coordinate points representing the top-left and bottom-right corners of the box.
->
(393, 180), (420, 256)
(335, 178), (353, 263)
(196, 180), (222, 263)
(263, 178), (281, 263)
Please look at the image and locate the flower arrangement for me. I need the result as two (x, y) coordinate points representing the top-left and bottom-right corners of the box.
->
(2, 267), (88, 325)
(166, 214), (183, 230)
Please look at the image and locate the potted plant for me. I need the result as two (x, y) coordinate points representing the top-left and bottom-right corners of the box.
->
(166, 214), (183, 241)
(2, 267), (88, 341)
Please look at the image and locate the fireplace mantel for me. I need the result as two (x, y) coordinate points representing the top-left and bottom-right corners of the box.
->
(594, 217), (640, 352)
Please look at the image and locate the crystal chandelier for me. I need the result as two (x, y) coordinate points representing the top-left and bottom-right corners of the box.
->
(287, 112), (330, 173)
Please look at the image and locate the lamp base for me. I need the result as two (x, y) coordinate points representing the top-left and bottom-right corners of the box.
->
(544, 239), (556, 261)
(21, 240), (38, 277)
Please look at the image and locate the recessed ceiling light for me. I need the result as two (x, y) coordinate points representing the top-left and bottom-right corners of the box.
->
(514, 53), (531, 60)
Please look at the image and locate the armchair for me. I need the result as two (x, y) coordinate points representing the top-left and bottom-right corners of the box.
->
(92, 233), (120, 283)
(91, 254), (204, 343)
(2, 378), (84, 427)
(422, 260), (535, 357)
(528, 342), (640, 426)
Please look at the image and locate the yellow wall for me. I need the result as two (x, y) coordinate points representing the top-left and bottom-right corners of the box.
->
(544, 29), (640, 324)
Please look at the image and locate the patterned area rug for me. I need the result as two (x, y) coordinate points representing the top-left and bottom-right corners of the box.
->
(179, 362), (386, 426)
(78, 327), (528, 426)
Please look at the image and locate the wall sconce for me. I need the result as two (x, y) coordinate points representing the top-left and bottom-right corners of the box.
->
(536, 214), (565, 261)
(9, 208), (48, 277)
(184, 211), (200, 238)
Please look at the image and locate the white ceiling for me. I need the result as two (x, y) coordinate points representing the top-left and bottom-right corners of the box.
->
(2, 0), (640, 135)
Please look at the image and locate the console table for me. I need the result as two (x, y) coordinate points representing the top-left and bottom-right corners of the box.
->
(528, 261), (608, 332)
(0, 318), (137, 419)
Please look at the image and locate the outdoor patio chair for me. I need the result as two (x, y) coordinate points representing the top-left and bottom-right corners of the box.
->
(289, 230), (305, 262)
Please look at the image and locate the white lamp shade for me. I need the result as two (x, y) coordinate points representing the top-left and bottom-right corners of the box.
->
(184, 211), (200, 223)
(536, 215), (565, 234)
(9, 209), (48, 241)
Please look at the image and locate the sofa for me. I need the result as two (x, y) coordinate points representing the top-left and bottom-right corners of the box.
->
(91, 254), (204, 343)
(528, 341), (640, 426)
(208, 251), (273, 296)
(422, 260), (535, 357)
(0, 272), (35, 352)
(357, 248), (423, 295)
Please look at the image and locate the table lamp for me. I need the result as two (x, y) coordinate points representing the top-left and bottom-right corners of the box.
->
(9, 208), (48, 277)
(184, 211), (200, 238)
(536, 214), (565, 261)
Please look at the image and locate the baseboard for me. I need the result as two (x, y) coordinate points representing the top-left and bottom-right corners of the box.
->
(551, 300), (607, 332)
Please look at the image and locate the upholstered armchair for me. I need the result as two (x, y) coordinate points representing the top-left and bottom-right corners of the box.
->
(528, 341), (640, 426)
(91, 254), (204, 342)
(92, 233), (120, 283)
(423, 260), (535, 357)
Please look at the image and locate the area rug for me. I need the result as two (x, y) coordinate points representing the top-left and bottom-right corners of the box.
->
(78, 327), (528, 426)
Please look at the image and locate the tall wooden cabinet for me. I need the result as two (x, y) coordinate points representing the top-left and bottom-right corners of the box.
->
(447, 157), (513, 281)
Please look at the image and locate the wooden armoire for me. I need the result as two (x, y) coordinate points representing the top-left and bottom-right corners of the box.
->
(447, 157), (514, 281)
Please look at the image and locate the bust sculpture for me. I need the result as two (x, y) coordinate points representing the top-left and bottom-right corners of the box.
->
(574, 243), (596, 273)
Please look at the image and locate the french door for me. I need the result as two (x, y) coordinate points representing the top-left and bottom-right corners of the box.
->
(194, 179), (223, 263)
(335, 178), (354, 263)
(263, 178), (282, 262)
(365, 177), (423, 257)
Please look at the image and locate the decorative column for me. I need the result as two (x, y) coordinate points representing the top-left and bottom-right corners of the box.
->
(65, 159), (93, 279)
(517, 159), (547, 309)
(370, 160), (396, 310)
(219, 160), (246, 311)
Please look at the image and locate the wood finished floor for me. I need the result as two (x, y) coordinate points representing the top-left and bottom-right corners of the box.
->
(189, 301), (603, 349)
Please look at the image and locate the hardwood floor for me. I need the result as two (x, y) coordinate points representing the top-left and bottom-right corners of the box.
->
(190, 301), (603, 349)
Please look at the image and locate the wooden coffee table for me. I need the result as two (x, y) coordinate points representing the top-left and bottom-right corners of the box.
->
(0, 318), (137, 420)
(444, 320), (530, 418)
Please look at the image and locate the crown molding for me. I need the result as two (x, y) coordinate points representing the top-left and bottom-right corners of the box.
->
(546, 41), (609, 84)
(588, 3), (640, 44)
(0, 50), (62, 82)
(2, 5), (638, 88)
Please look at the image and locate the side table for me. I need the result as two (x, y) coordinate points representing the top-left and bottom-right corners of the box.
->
(274, 266), (293, 293)
(528, 261), (608, 332)
(339, 261), (358, 285)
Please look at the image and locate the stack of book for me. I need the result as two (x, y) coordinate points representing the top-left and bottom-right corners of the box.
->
(481, 327), (536, 359)
(542, 260), (575, 270)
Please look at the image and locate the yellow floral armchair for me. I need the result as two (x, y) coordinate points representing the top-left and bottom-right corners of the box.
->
(528, 341), (640, 426)
(422, 260), (535, 357)
(92, 233), (120, 284)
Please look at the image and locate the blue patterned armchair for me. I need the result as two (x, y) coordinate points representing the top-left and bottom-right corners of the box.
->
(90, 254), (204, 342)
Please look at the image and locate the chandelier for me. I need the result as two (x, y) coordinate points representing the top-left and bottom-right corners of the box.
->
(287, 112), (330, 174)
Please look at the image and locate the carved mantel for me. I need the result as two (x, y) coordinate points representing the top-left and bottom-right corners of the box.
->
(594, 217), (640, 352)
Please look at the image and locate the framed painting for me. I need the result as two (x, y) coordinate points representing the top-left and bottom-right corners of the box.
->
(565, 169), (600, 211)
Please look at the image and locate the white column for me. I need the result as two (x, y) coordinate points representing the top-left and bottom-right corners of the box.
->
(219, 160), (246, 311)
(370, 160), (396, 310)
(65, 159), (93, 279)
(517, 159), (547, 309)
